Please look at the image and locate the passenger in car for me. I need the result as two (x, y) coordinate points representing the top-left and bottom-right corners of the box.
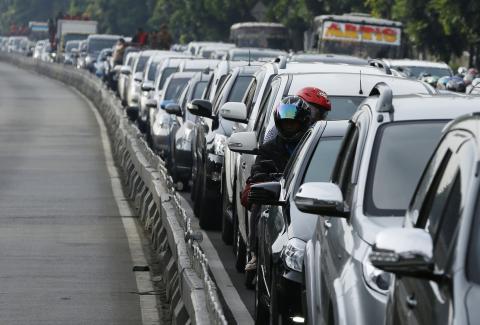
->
(243, 87), (331, 271)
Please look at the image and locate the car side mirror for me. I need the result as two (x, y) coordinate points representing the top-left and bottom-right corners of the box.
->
(165, 103), (182, 116)
(146, 99), (157, 109)
(227, 131), (258, 154)
(248, 182), (283, 206)
(120, 66), (131, 75)
(370, 228), (441, 281)
(187, 99), (213, 118)
(294, 182), (347, 218)
(220, 102), (248, 123)
(141, 81), (154, 91)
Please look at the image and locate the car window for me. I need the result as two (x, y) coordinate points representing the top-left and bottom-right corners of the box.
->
(432, 174), (461, 270)
(302, 137), (343, 186)
(243, 78), (257, 112)
(159, 67), (177, 90)
(327, 96), (364, 121)
(147, 62), (159, 81)
(135, 55), (149, 73)
(364, 121), (446, 216)
(212, 74), (232, 113)
(336, 125), (359, 200)
(255, 79), (281, 143)
(165, 78), (189, 100)
(193, 81), (207, 99)
(227, 76), (254, 102)
(284, 131), (312, 192)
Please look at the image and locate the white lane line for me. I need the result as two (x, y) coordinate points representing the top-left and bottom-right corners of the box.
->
(177, 195), (254, 324)
(72, 88), (160, 325)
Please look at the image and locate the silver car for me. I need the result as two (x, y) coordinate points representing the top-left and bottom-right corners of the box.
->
(296, 88), (480, 325)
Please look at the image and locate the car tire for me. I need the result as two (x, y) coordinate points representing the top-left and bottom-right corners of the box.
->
(221, 172), (233, 245)
(255, 262), (269, 324)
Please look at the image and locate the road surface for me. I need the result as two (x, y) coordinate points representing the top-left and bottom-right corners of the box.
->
(0, 62), (145, 324)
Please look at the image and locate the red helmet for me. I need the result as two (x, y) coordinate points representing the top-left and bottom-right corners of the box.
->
(296, 87), (331, 111)
(274, 96), (311, 141)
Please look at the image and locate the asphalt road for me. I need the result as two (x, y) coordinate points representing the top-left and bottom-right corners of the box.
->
(0, 62), (143, 324)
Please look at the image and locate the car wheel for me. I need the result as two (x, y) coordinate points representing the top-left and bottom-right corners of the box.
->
(255, 262), (269, 324)
(221, 172), (233, 245)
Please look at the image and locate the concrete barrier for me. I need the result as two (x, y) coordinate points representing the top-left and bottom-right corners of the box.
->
(0, 53), (228, 325)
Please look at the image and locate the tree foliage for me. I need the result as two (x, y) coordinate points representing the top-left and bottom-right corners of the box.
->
(0, 0), (479, 64)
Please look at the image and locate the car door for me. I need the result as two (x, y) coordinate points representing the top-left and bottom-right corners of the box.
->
(392, 131), (472, 325)
(318, 120), (362, 324)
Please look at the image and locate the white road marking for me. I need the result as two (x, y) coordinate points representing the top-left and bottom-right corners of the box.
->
(72, 88), (160, 325)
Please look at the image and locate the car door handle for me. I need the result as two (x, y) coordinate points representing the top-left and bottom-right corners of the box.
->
(406, 295), (417, 309)
(324, 220), (332, 229)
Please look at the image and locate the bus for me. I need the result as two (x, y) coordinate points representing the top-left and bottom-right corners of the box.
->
(306, 13), (403, 58)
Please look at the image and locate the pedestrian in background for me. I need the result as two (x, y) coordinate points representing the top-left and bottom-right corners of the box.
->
(157, 24), (173, 50)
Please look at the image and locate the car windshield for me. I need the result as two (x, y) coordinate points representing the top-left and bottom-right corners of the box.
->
(135, 55), (150, 73)
(147, 62), (159, 81)
(365, 121), (446, 216)
(159, 67), (178, 90)
(302, 137), (343, 184)
(396, 66), (452, 78)
(328, 96), (364, 120)
(65, 42), (79, 52)
(228, 76), (254, 101)
(165, 78), (189, 100)
(88, 38), (117, 53)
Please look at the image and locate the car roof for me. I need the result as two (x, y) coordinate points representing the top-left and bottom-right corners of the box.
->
(383, 59), (450, 69)
(280, 62), (388, 75)
(366, 94), (480, 122)
(236, 65), (263, 76)
(443, 113), (480, 142)
(280, 69), (433, 97)
(180, 58), (220, 69)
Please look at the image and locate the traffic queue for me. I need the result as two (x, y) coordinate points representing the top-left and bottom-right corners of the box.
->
(8, 32), (480, 325)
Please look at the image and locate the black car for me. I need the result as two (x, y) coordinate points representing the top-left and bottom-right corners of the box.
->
(370, 113), (480, 325)
(188, 65), (260, 229)
(164, 71), (211, 188)
(248, 121), (347, 324)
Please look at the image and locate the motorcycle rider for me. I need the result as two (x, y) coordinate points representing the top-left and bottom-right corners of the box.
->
(242, 87), (331, 271)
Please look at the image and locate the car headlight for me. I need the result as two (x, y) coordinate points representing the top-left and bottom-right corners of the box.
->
(85, 56), (94, 64)
(282, 238), (306, 272)
(214, 134), (227, 156)
(363, 252), (392, 295)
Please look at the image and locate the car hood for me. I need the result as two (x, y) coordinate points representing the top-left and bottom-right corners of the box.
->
(287, 200), (319, 242)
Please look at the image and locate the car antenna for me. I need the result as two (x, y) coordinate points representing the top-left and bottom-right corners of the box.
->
(359, 70), (364, 95)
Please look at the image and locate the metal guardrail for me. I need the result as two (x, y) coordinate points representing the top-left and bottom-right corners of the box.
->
(0, 53), (228, 325)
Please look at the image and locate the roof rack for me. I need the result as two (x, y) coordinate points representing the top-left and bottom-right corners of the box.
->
(368, 59), (392, 75)
(369, 82), (394, 113)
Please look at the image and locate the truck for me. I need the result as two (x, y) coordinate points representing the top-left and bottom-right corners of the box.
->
(56, 19), (98, 56)
(230, 22), (290, 50)
(305, 13), (403, 59)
